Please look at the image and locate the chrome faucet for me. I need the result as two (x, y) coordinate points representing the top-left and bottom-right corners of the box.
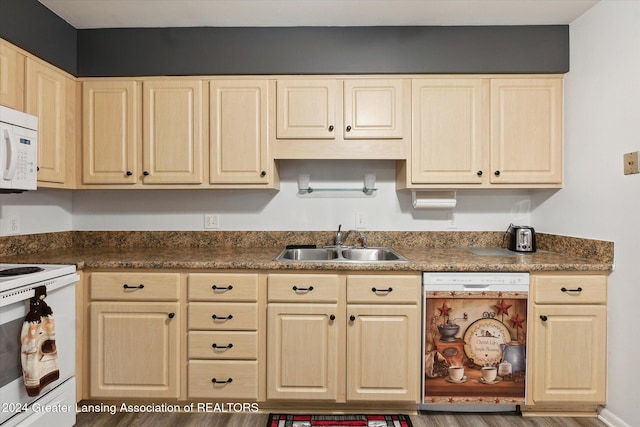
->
(335, 224), (367, 248)
(335, 224), (343, 246)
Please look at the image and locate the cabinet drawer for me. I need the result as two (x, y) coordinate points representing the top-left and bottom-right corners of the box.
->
(532, 274), (607, 304)
(188, 331), (258, 359)
(188, 360), (258, 399)
(90, 272), (180, 301)
(347, 275), (420, 304)
(188, 273), (258, 302)
(188, 303), (257, 330)
(268, 274), (339, 302)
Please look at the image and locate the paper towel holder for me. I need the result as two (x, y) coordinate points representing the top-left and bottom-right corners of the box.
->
(411, 191), (457, 209)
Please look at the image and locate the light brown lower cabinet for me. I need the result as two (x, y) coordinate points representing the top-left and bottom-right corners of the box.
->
(266, 272), (421, 403)
(89, 302), (180, 398)
(266, 273), (343, 401)
(267, 302), (344, 401)
(346, 275), (420, 402)
(86, 270), (421, 403)
(346, 305), (419, 402)
(88, 272), (182, 399)
(187, 272), (261, 400)
(83, 268), (608, 412)
(524, 273), (607, 416)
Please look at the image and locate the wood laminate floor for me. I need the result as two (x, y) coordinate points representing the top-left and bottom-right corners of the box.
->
(75, 411), (607, 427)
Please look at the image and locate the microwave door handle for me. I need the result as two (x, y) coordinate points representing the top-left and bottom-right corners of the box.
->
(3, 129), (18, 180)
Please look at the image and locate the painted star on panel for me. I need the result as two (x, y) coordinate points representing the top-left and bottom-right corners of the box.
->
(509, 313), (526, 329)
(495, 299), (512, 316)
(437, 303), (451, 317)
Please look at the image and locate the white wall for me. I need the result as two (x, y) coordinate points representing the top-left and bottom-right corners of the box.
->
(72, 160), (531, 231)
(532, 2), (640, 426)
(0, 189), (72, 236)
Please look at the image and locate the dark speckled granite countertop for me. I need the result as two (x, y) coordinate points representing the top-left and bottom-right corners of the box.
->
(0, 231), (613, 272)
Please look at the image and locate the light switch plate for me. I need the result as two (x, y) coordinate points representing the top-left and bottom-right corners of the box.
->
(624, 151), (639, 175)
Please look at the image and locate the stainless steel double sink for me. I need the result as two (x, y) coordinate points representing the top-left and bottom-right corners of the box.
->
(274, 246), (408, 263)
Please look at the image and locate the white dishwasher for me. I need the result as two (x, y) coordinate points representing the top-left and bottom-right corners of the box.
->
(421, 272), (529, 412)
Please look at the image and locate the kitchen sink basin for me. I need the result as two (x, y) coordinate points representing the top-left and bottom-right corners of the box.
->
(341, 248), (405, 261)
(274, 247), (408, 263)
(276, 248), (340, 261)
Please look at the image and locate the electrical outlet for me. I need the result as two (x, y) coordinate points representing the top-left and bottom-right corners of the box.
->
(6, 216), (20, 235)
(355, 212), (367, 229)
(447, 212), (457, 230)
(624, 151), (639, 175)
(204, 214), (219, 229)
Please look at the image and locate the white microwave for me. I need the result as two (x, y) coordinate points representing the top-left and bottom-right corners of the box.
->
(0, 105), (38, 193)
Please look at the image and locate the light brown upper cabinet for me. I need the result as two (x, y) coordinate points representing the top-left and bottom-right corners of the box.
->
(209, 80), (275, 187)
(343, 79), (405, 140)
(398, 76), (563, 189)
(143, 80), (204, 184)
(273, 78), (409, 159)
(490, 78), (563, 185)
(82, 79), (138, 185)
(408, 78), (488, 185)
(25, 58), (75, 187)
(0, 39), (25, 111)
(81, 78), (205, 188)
(276, 79), (337, 140)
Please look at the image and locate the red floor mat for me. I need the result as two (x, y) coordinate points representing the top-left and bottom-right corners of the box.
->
(267, 414), (413, 427)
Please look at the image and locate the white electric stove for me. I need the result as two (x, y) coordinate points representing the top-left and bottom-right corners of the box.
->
(0, 263), (79, 427)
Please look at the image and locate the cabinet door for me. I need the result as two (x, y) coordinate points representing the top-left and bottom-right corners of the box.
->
(276, 79), (337, 139)
(25, 59), (69, 184)
(528, 304), (606, 404)
(490, 78), (563, 184)
(346, 305), (419, 402)
(82, 80), (138, 184)
(90, 302), (180, 398)
(0, 40), (24, 110)
(143, 80), (203, 184)
(343, 79), (404, 139)
(267, 303), (343, 400)
(210, 80), (270, 184)
(411, 79), (488, 184)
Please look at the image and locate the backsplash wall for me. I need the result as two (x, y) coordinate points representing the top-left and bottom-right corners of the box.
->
(0, 189), (73, 236)
(3, 160), (532, 235)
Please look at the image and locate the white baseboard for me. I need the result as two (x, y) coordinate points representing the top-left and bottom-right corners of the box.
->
(599, 408), (631, 427)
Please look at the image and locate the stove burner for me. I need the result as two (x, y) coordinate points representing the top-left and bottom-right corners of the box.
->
(0, 266), (45, 276)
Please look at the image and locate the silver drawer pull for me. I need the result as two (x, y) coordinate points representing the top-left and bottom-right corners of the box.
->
(561, 287), (583, 293)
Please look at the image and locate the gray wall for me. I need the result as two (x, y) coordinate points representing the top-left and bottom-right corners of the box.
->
(0, 0), (76, 74)
(0, 0), (569, 77)
(76, 26), (569, 76)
